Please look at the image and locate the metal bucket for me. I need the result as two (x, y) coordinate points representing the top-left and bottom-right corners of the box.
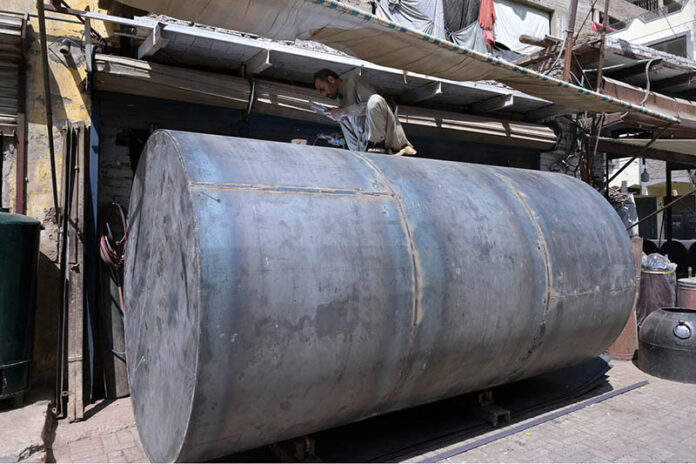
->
(677, 277), (696, 311)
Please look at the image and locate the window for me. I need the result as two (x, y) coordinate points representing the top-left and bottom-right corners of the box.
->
(648, 35), (688, 57)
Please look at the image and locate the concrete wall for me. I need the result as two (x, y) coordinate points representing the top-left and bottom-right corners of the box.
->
(2, 1), (108, 390)
(611, 0), (695, 59)
(609, 157), (641, 189)
(520, 0), (646, 37)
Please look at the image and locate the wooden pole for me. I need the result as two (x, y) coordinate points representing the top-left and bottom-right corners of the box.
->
(562, 0), (579, 82)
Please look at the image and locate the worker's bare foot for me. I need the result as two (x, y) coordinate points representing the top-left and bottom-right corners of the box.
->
(394, 145), (417, 156)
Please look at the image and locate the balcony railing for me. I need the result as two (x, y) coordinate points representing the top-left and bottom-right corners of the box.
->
(633, 0), (660, 11)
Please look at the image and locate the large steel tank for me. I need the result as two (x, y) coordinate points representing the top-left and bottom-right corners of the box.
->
(124, 131), (636, 462)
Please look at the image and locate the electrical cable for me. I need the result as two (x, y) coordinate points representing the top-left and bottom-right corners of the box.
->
(98, 202), (128, 315)
(639, 58), (655, 106)
(542, 35), (566, 75)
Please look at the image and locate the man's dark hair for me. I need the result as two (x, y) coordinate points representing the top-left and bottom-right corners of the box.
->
(313, 68), (340, 82)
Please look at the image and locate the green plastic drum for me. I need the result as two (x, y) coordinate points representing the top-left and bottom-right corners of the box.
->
(0, 209), (41, 403)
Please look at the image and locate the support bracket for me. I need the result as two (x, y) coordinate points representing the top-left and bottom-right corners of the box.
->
(400, 81), (442, 105)
(471, 93), (515, 113)
(137, 22), (167, 59)
(244, 49), (272, 77)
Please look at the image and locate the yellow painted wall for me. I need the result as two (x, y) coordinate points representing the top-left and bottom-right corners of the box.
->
(3, 0), (108, 387)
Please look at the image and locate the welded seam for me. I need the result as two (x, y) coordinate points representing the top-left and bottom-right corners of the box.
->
(188, 181), (393, 197)
(352, 152), (424, 412)
(493, 172), (553, 368)
(353, 153), (422, 325)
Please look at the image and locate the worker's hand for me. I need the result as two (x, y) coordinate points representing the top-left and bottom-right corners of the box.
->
(326, 108), (349, 121)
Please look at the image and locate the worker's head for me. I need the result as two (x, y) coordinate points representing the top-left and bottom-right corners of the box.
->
(314, 68), (341, 99)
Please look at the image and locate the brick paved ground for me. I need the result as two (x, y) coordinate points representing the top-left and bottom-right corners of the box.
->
(416, 360), (696, 463)
(50, 398), (147, 463)
(48, 360), (696, 463)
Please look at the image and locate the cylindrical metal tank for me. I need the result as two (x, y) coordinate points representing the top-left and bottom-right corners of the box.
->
(0, 209), (41, 404)
(688, 241), (696, 273)
(642, 239), (659, 256)
(637, 307), (696, 383)
(660, 240), (689, 276)
(124, 131), (636, 462)
(677, 277), (696, 310)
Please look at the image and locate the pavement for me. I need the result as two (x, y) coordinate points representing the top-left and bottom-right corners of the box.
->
(0, 388), (53, 463)
(49, 398), (147, 463)
(40, 360), (696, 462)
(416, 360), (696, 463)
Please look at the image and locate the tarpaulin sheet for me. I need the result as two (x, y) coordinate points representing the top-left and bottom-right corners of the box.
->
(442, 0), (479, 33)
(375, 0), (446, 40)
(450, 21), (487, 55)
(492, 0), (549, 55)
(115, 0), (678, 122)
(450, 23), (521, 62)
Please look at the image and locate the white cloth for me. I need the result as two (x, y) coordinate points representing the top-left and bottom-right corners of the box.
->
(492, 0), (550, 55)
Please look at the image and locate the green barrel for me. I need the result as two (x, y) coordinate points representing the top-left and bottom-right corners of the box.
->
(0, 209), (41, 403)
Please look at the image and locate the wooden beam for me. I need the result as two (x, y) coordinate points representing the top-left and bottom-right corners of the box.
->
(513, 43), (562, 67)
(137, 22), (167, 59)
(65, 122), (87, 422)
(244, 49), (272, 76)
(471, 94), (515, 113)
(519, 34), (560, 48)
(399, 81), (442, 105)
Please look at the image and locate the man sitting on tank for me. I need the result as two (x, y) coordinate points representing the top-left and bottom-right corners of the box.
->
(313, 68), (417, 156)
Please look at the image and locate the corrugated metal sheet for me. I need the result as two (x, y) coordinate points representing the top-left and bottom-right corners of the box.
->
(128, 16), (551, 117)
(114, 0), (678, 123)
(93, 54), (557, 149)
(0, 13), (23, 131)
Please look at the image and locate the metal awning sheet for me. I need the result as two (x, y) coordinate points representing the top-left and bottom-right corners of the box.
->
(115, 0), (678, 122)
(601, 138), (696, 157)
(93, 53), (557, 149)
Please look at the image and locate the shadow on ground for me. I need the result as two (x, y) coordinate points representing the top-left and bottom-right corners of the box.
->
(215, 357), (614, 463)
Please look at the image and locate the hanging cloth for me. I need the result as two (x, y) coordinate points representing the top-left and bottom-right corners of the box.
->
(375, 0), (447, 39)
(450, 21), (488, 55)
(478, 0), (496, 48)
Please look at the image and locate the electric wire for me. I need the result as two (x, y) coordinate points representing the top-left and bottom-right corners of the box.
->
(98, 203), (128, 315)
